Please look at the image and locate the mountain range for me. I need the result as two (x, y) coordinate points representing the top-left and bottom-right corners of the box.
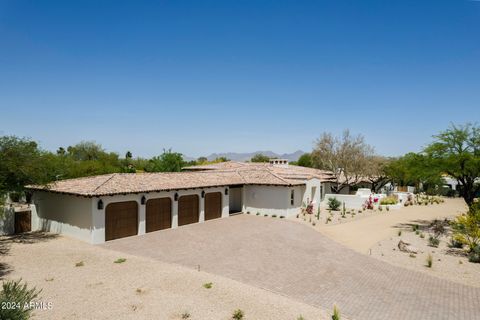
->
(186, 150), (306, 162)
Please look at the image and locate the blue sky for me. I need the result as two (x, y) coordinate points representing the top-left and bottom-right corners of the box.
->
(0, 0), (479, 158)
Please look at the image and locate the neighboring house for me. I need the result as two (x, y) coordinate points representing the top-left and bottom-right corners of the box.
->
(26, 160), (335, 244)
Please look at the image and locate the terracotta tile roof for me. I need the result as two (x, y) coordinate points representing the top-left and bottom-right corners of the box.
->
(27, 168), (305, 197)
(183, 161), (335, 182)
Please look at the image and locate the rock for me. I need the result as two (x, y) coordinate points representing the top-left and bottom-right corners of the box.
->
(398, 240), (418, 254)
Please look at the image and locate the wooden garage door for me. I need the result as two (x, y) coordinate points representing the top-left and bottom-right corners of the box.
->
(105, 201), (138, 241)
(205, 192), (222, 221)
(14, 210), (31, 234)
(146, 197), (172, 233)
(178, 195), (199, 226)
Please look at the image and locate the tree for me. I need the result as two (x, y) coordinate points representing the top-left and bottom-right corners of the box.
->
(250, 153), (270, 163)
(363, 156), (391, 192)
(424, 123), (480, 207)
(0, 136), (53, 202)
(296, 153), (313, 168)
(311, 130), (373, 193)
(384, 152), (443, 193)
(197, 156), (208, 164)
(147, 149), (185, 172)
(125, 151), (132, 159)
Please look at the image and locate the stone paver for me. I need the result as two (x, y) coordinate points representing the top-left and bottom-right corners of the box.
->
(103, 215), (480, 320)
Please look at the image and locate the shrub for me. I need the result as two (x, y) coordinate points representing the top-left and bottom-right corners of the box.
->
(272, 214), (277, 218)
(297, 316), (305, 320)
(280, 215), (285, 219)
(181, 311), (191, 319)
(398, 230), (402, 236)
(426, 254), (433, 268)
(232, 309), (244, 320)
(0, 279), (42, 320)
(378, 206), (383, 212)
(332, 305), (341, 320)
(114, 258), (127, 264)
(328, 197), (341, 211)
(468, 246), (480, 263)
(451, 207), (480, 252)
(420, 233), (425, 238)
(264, 214), (268, 217)
(203, 282), (212, 289)
(412, 224), (419, 232)
(380, 196), (397, 205)
(312, 221), (316, 226)
(75, 261), (84, 267)
(449, 238), (464, 249)
(386, 206), (390, 211)
(256, 212), (260, 216)
(415, 230), (420, 235)
(428, 236), (440, 247)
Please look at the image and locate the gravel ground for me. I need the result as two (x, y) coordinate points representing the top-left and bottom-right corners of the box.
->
(370, 223), (480, 288)
(0, 233), (333, 320)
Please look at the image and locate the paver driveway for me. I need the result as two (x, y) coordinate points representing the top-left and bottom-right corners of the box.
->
(103, 215), (480, 320)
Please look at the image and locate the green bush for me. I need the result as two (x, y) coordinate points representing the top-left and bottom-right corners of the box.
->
(468, 246), (480, 263)
(426, 254), (433, 268)
(380, 196), (398, 205)
(451, 206), (480, 251)
(0, 279), (42, 320)
(332, 305), (341, 320)
(328, 198), (341, 211)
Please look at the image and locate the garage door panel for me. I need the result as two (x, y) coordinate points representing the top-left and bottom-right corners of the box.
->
(205, 192), (222, 221)
(146, 197), (172, 232)
(178, 195), (199, 226)
(105, 201), (138, 241)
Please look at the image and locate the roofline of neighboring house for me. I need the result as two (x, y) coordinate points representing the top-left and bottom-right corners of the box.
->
(26, 182), (305, 198)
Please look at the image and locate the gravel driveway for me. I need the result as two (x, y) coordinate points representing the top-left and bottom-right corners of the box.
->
(103, 214), (480, 320)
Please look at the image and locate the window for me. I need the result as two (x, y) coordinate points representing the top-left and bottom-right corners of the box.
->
(290, 190), (294, 205)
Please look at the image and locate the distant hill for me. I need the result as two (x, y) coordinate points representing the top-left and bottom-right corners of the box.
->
(199, 150), (306, 162)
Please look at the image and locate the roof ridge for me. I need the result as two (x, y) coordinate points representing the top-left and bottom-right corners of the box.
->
(91, 173), (118, 193)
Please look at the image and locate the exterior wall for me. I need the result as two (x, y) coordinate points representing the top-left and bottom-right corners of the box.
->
(0, 206), (15, 235)
(32, 191), (93, 243)
(244, 185), (305, 218)
(303, 179), (322, 211)
(91, 186), (229, 244)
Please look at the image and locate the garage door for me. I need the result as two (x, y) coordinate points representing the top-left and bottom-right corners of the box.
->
(146, 198), (172, 233)
(205, 192), (222, 221)
(105, 201), (138, 241)
(178, 195), (199, 226)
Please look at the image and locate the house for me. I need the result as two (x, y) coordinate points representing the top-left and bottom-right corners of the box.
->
(26, 160), (335, 244)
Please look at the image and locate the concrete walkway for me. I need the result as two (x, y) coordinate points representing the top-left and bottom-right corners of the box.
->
(103, 214), (480, 320)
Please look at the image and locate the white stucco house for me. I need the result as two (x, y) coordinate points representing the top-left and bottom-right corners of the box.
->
(26, 160), (335, 244)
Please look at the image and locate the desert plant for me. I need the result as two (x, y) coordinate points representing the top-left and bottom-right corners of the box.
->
(297, 316), (305, 320)
(451, 207), (480, 252)
(378, 206), (383, 211)
(449, 238), (464, 249)
(332, 305), (341, 320)
(380, 196), (398, 205)
(272, 214), (277, 218)
(203, 282), (213, 289)
(232, 309), (244, 320)
(0, 279), (42, 320)
(114, 258), (127, 264)
(280, 215), (285, 219)
(428, 236), (440, 247)
(181, 311), (191, 319)
(75, 261), (84, 267)
(409, 253), (416, 258)
(468, 245), (480, 263)
(328, 198), (341, 211)
(426, 254), (433, 268)
(386, 206), (390, 211)
(312, 221), (316, 226)
(264, 214), (268, 217)
(398, 230), (402, 236)
(420, 233), (425, 238)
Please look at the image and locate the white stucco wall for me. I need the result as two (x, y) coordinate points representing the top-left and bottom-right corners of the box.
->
(32, 191), (94, 243)
(0, 206), (15, 235)
(243, 185), (304, 217)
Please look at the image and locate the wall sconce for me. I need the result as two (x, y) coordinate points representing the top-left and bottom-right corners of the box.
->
(201, 191), (205, 198)
(174, 193), (179, 201)
(225, 188), (229, 195)
(141, 195), (146, 205)
(97, 199), (104, 210)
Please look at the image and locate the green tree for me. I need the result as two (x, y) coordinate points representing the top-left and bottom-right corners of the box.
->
(425, 123), (480, 206)
(250, 153), (270, 163)
(296, 153), (313, 167)
(0, 136), (53, 201)
(147, 149), (185, 172)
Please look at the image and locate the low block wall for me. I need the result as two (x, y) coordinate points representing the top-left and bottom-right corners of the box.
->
(322, 194), (367, 209)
